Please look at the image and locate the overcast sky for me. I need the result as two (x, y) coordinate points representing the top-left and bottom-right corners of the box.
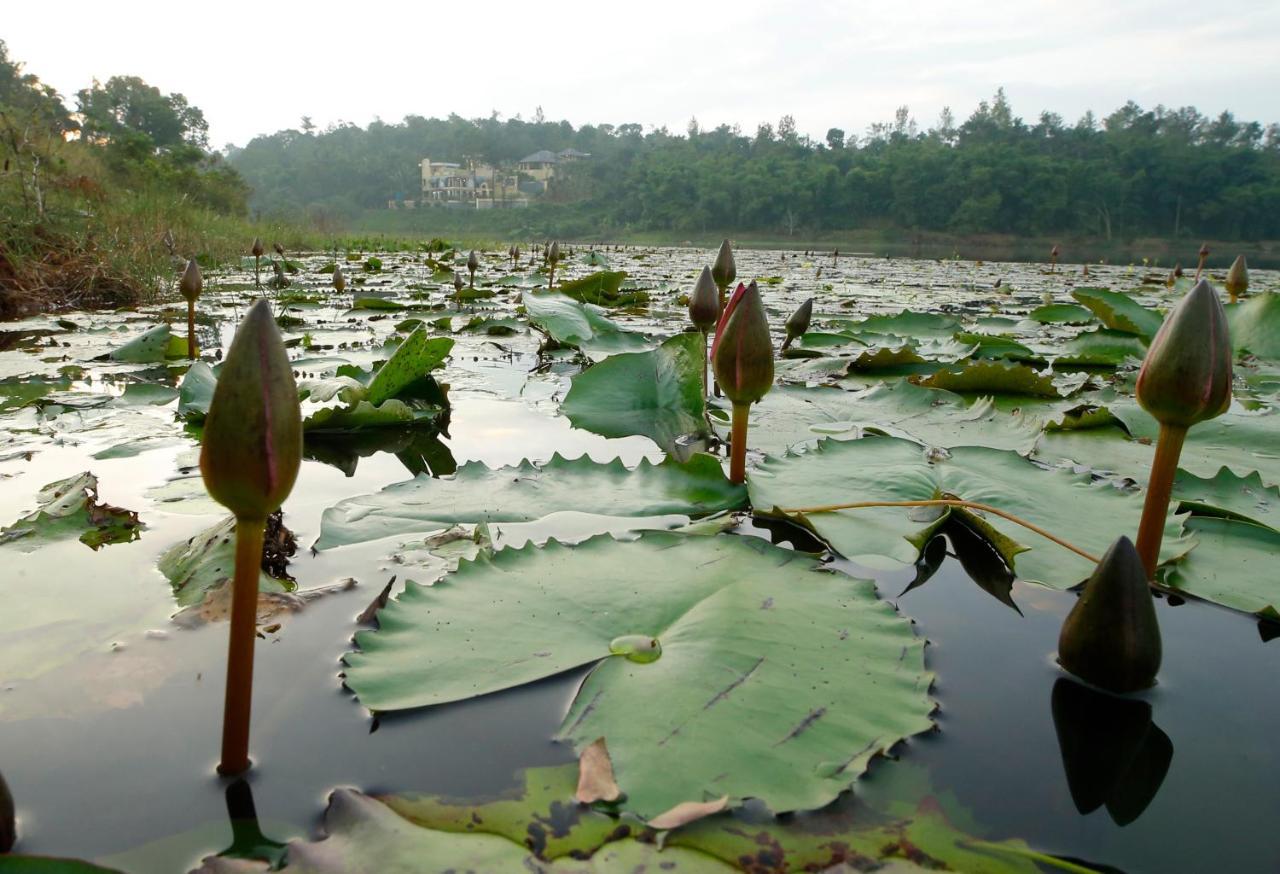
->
(6, 0), (1279, 149)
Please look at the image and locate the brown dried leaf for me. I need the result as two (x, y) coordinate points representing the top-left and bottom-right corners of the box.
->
(575, 737), (622, 804)
(646, 796), (729, 830)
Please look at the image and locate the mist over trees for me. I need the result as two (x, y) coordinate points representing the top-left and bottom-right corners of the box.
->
(230, 89), (1280, 241)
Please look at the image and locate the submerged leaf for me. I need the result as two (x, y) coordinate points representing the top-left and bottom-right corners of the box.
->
(0, 472), (141, 551)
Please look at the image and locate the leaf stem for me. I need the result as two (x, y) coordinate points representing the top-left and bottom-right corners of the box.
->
(186, 298), (196, 360)
(729, 403), (749, 485)
(700, 329), (709, 399)
(219, 515), (266, 776)
(1135, 422), (1186, 579)
(778, 499), (1099, 563)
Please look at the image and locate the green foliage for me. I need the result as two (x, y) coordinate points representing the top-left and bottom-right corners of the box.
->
(0, 472), (142, 551)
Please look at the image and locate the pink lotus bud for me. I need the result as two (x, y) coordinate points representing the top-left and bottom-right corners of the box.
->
(712, 281), (774, 405)
(1135, 279), (1232, 428)
(689, 266), (719, 331)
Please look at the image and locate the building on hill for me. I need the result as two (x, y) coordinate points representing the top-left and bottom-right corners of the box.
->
(415, 157), (526, 209)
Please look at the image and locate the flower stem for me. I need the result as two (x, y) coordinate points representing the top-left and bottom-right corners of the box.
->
(1135, 422), (1187, 579)
(779, 498), (1098, 563)
(700, 329), (709, 399)
(729, 402), (749, 484)
(219, 516), (266, 776)
(186, 299), (197, 360)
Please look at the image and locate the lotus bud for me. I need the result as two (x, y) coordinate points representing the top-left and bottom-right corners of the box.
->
(453, 271), (465, 294)
(179, 259), (203, 302)
(549, 241), (560, 264)
(1198, 242), (1210, 260)
(274, 242), (285, 257)
(713, 281), (774, 406)
(689, 267), (719, 331)
(1136, 279), (1232, 430)
(251, 238), (265, 258)
(200, 300), (302, 523)
(332, 263), (346, 293)
(783, 298), (814, 350)
(1057, 536), (1161, 693)
(1225, 255), (1248, 303)
(1173, 263), (1183, 278)
(467, 250), (479, 288)
(1050, 245), (1060, 272)
(711, 239), (736, 298)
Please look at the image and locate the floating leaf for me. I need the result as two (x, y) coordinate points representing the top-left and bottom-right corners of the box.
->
(1225, 292), (1280, 360)
(1072, 288), (1164, 338)
(0, 472), (141, 551)
(913, 360), (1063, 398)
(364, 330), (452, 406)
(1172, 467), (1279, 530)
(751, 436), (1193, 587)
(523, 293), (647, 353)
(178, 362), (217, 420)
(562, 333), (707, 451)
(557, 271), (638, 306)
(105, 324), (189, 362)
(1166, 517), (1280, 619)
(835, 310), (961, 340)
(351, 297), (406, 311)
(1055, 329), (1148, 367)
(316, 453), (743, 549)
(1028, 304), (1095, 325)
(345, 532), (934, 818)
(158, 515), (295, 607)
(954, 332), (1043, 363)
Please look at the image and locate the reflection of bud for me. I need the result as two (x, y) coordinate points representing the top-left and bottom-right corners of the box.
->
(1136, 279), (1232, 429)
(784, 298), (814, 347)
(711, 239), (736, 292)
(1051, 678), (1173, 826)
(200, 300), (302, 523)
(1058, 536), (1161, 693)
(251, 237), (264, 258)
(689, 266), (719, 331)
(179, 259), (203, 302)
(712, 281), (774, 406)
(332, 264), (346, 293)
(1, 769), (14, 853)
(1225, 255), (1248, 303)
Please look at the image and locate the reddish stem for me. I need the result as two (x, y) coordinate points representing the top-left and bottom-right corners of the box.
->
(729, 402), (749, 484)
(700, 330), (709, 399)
(187, 299), (196, 360)
(218, 516), (266, 776)
(1134, 423), (1187, 579)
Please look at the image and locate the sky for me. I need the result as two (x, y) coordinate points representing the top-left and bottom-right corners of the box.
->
(5, 0), (1279, 149)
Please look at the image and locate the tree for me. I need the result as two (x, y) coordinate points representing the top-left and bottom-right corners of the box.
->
(825, 128), (846, 150)
(77, 76), (209, 150)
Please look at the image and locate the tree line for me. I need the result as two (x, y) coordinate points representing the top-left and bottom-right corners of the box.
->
(230, 90), (1280, 241)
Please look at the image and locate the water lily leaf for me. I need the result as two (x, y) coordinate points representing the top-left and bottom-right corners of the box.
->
(1225, 292), (1280, 360)
(365, 330), (452, 406)
(315, 453), (744, 549)
(714, 380), (1038, 456)
(1072, 288), (1164, 338)
(523, 293), (647, 353)
(750, 436), (1192, 587)
(0, 472), (141, 551)
(562, 333), (707, 451)
(158, 515), (295, 607)
(345, 532), (934, 818)
(835, 310), (961, 340)
(557, 271), (637, 306)
(1172, 467), (1279, 530)
(106, 324), (189, 362)
(279, 788), (733, 872)
(1055, 329), (1148, 367)
(954, 332), (1043, 363)
(178, 362), (217, 420)
(1166, 517), (1280, 619)
(351, 297), (406, 311)
(797, 331), (867, 349)
(1028, 304), (1095, 325)
(912, 360), (1063, 398)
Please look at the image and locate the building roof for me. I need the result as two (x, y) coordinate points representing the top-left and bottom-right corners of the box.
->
(558, 148), (590, 158)
(519, 150), (560, 164)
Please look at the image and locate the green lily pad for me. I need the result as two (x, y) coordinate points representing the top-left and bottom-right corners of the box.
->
(1172, 467), (1279, 530)
(345, 532), (934, 818)
(1028, 304), (1095, 325)
(836, 310), (961, 340)
(158, 515), (295, 607)
(750, 436), (1193, 587)
(1166, 517), (1280, 619)
(1055, 329), (1148, 367)
(315, 453), (746, 549)
(1225, 292), (1280, 360)
(954, 332), (1043, 363)
(913, 360), (1063, 398)
(280, 787), (733, 872)
(178, 362), (217, 421)
(557, 270), (642, 306)
(562, 332), (706, 451)
(1072, 288), (1163, 338)
(351, 297), (406, 311)
(106, 324), (190, 362)
(365, 329), (452, 406)
(523, 293), (647, 353)
(0, 472), (142, 551)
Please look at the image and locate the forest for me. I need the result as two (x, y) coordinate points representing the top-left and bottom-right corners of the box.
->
(230, 91), (1280, 241)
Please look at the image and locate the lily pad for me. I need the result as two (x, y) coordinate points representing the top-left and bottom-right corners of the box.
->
(557, 271), (638, 306)
(836, 310), (961, 340)
(316, 453), (745, 549)
(562, 332), (707, 451)
(1225, 292), (1280, 360)
(106, 324), (190, 362)
(750, 436), (1193, 587)
(0, 472), (142, 551)
(1173, 467), (1279, 530)
(913, 360), (1063, 398)
(1166, 517), (1280, 619)
(158, 515), (296, 607)
(523, 293), (647, 353)
(345, 532), (934, 818)
(1055, 329), (1148, 367)
(1028, 304), (1095, 325)
(1071, 288), (1164, 338)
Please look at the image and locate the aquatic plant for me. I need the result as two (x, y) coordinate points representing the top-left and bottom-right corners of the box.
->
(688, 266), (719, 396)
(1057, 536), (1162, 693)
(712, 281), (774, 483)
(1050, 245), (1060, 273)
(547, 241), (561, 289)
(332, 262), (346, 293)
(1225, 255), (1248, 303)
(178, 258), (202, 359)
(199, 299), (302, 775)
(251, 237), (264, 288)
(1133, 278), (1232, 577)
(1195, 242), (1210, 280)
(467, 250), (479, 288)
(711, 239), (736, 311)
(781, 297), (814, 352)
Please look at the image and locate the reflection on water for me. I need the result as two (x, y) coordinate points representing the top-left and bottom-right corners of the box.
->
(1, 768), (14, 852)
(1051, 678), (1173, 827)
(218, 779), (286, 867)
